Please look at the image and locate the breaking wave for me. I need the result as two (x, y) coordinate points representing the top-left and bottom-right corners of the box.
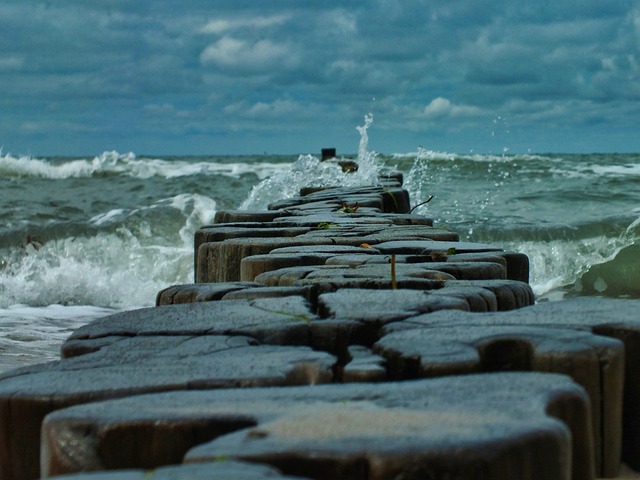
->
(0, 151), (290, 180)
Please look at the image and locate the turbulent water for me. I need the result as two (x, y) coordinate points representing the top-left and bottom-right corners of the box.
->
(1, 136), (640, 369)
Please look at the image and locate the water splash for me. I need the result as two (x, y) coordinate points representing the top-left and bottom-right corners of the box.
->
(0, 193), (216, 309)
(356, 113), (374, 162)
(404, 147), (448, 215)
(240, 114), (384, 210)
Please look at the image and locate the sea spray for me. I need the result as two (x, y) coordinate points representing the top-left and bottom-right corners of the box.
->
(356, 113), (373, 162)
(0, 229), (184, 309)
(0, 192), (217, 309)
(354, 113), (385, 185)
(241, 114), (384, 210)
(403, 147), (437, 216)
(240, 155), (345, 210)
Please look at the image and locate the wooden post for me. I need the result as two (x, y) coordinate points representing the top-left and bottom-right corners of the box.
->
(321, 148), (336, 161)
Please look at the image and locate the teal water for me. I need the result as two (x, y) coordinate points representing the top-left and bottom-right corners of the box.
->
(1, 147), (639, 368)
(400, 151), (640, 298)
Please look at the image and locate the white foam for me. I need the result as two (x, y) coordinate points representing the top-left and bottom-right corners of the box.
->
(240, 115), (384, 210)
(0, 151), (292, 180)
(590, 163), (640, 177)
(0, 193), (217, 310)
(0, 304), (117, 371)
(392, 149), (553, 163)
(89, 209), (126, 226)
(0, 152), (102, 178)
(0, 303), (115, 322)
(0, 233), (172, 309)
(503, 216), (640, 299)
(392, 150), (455, 160)
(169, 193), (218, 244)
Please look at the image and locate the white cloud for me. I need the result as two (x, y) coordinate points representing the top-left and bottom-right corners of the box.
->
(0, 56), (24, 71)
(200, 36), (296, 72)
(222, 102), (243, 115)
(246, 99), (301, 117)
(424, 97), (452, 118)
(221, 98), (304, 119)
(423, 97), (482, 119)
(629, 5), (640, 46)
(19, 119), (98, 134)
(201, 14), (291, 34)
(143, 103), (177, 115)
(319, 9), (357, 35)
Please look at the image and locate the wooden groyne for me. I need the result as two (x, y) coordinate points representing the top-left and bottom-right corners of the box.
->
(0, 158), (638, 479)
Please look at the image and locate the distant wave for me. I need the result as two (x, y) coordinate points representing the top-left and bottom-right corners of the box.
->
(0, 151), (291, 180)
(391, 149), (556, 163)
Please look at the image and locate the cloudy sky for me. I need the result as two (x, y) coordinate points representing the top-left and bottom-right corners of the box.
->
(2, 1), (640, 156)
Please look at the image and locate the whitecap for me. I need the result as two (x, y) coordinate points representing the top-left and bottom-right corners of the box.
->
(0, 150), (293, 181)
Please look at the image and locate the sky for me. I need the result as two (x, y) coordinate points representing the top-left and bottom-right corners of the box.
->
(1, 1), (640, 156)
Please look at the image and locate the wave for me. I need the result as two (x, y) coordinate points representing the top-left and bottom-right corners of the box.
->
(0, 193), (216, 309)
(391, 148), (557, 163)
(396, 151), (640, 195)
(240, 153), (381, 210)
(504, 215), (640, 300)
(589, 163), (640, 178)
(571, 216), (640, 298)
(240, 123), (384, 210)
(0, 151), (291, 180)
(575, 243), (640, 297)
(0, 232), (178, 308)
(0, 303), (117, 370)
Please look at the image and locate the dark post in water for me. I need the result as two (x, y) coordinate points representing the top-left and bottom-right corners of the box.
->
(321, 148), (336, 161)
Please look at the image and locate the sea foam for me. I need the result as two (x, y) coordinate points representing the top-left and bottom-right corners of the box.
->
(0, 192), (216, 309)
(0, 151), (291, 180)
(241, 115), (383, 210)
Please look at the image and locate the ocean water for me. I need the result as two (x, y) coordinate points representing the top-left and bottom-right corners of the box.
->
(1, 135), (640, 370)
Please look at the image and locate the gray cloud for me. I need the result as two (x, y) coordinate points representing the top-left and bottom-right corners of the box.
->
(1, 0), (639, 155)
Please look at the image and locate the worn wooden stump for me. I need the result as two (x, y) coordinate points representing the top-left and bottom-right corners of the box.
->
(41, 374), (591, 480)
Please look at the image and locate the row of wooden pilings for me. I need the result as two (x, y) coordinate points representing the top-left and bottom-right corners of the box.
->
(0, 157), (638, 479)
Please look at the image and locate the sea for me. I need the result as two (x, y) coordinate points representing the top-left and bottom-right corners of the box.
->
(1, 128), (640, 372)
